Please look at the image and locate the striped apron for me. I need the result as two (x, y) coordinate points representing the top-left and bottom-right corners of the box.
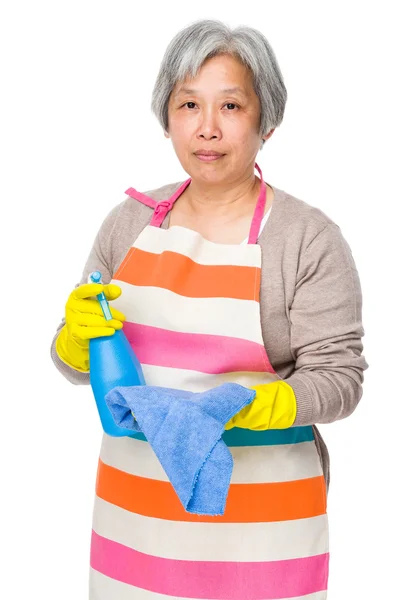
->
(89, 163), (329, 599)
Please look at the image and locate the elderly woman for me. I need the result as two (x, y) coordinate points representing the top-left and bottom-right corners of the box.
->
(51, 19), (368, 600)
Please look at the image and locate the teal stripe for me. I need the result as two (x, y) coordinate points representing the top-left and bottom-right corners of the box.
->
(223, 426), (314, 446)
(129, 426), (314, 446)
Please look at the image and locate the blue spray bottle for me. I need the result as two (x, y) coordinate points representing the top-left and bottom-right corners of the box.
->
(88, 271), (146, 436)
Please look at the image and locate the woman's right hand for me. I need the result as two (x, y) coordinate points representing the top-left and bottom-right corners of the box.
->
(55, 282), (126, 372)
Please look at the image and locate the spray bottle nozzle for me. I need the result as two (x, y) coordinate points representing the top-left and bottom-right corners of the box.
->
(88, 270), (113, 321)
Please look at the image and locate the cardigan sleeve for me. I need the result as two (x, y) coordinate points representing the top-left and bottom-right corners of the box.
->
(49, 203), (122, 385)
(284, 223), (369, 426)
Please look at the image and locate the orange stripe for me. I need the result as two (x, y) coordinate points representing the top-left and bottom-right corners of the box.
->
(96, 459), (326, 522)
(114, 248), (260, 301)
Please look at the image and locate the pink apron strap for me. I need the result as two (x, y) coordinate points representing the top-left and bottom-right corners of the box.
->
(247, 162), (267, 244)
(125, 187), (158, 209)
(150, 178), (192, 227)
(125, 179), (192, 227)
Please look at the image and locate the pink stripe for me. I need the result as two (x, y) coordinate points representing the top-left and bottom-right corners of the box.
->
(123, 322), (275, 374)
(90, 530), (328, 599)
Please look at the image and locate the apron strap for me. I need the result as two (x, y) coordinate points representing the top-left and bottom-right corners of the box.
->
(125, 187), (158, 209)
(247, 162), (267, 244)
(150, 178), (192, 227)
(125, 179), (192, 226)
(126, 162), (266, 241)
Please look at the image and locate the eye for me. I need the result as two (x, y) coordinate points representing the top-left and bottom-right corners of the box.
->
(181, 101), (239, 110)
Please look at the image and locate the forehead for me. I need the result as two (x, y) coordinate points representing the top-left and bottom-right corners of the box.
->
(172, 54), (255, 98)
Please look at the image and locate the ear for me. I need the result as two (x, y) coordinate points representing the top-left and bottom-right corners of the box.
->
(164, 130), (170, 139)
(263, 128), (276, 142)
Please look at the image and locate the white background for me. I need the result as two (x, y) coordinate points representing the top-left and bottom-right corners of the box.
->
(1, 1), (414, 598)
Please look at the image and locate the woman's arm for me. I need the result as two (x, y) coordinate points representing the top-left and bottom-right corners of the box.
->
(227, 223), (369, 429)
(49, 203), (122, 385)
(286, 222), (369, 426)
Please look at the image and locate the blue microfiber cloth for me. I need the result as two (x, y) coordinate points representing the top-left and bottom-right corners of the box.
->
(104, 383), (256, 516)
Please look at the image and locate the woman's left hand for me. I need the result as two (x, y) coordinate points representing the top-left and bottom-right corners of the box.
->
(224, 381), (297, 430)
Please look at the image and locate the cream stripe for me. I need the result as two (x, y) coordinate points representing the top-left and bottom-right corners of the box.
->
(111, 283), (263, 343)
(140, 363), (280, 391)
(134, 224), (262, 267)
(92, 497), (329, 561)
(90, 567), (327, 600)
(99, 434), (323, 483)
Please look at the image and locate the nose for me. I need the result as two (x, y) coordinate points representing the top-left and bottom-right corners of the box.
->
(196, 109), (222, 141)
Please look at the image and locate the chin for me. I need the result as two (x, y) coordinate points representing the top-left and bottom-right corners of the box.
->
(178, 155), (230, 183)
(194, 167), (226, 182)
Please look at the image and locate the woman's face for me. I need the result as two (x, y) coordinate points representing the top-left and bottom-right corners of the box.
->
(166, 54), (274, 185)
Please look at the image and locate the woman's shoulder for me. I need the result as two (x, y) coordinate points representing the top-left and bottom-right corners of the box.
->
(264, 184), (341, 249)
(271, 184), (338, 229)
(107, 181), (183, 228)
(94, 179), (186, 276)
(120, 179), (185, 215)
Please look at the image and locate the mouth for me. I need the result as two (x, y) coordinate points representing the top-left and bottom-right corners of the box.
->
(194, 152), (225, 162)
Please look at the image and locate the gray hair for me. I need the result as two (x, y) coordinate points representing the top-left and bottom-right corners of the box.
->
(151, 19), (287, 147)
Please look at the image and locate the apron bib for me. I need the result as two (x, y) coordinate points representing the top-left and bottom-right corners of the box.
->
(89, 163), (329, 600)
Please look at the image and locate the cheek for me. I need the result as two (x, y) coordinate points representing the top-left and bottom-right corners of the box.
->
(169, 114), (194, 140)
(168, 124), (191, 158)
(226, 112), (259, 136)
(227, 121), (261, 149)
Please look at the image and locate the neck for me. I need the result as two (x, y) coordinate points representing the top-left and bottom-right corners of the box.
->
(183, 171), (261, 217)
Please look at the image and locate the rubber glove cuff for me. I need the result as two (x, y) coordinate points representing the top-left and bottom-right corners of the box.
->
(56, 326), (90, 373)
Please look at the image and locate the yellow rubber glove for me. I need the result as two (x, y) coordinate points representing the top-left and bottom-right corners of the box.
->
(224, 380), (297, 430)
(56, 282), (126, 373)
